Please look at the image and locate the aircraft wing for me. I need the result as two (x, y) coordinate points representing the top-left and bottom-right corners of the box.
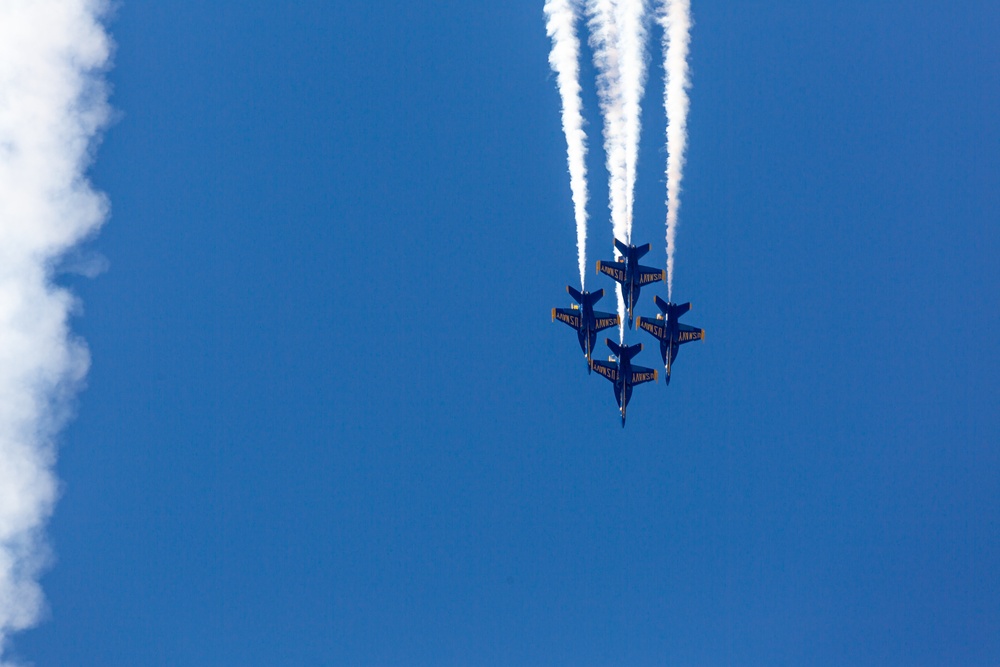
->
(590, 359), (618, 383)
(630, 365), (658, 385)
(637, 266), (666, 286)
(678, 323), (705, 344)
(593, 311), (620, 333)
(596, 260), (626, 284)
(636, 317), (666, 340)
(552, 308), (581, 329)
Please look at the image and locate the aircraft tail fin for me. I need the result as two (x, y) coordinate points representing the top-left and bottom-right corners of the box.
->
(655, 296), (692, 320)
(567, 286), (606, 308)
(607, 338), (642, 362)
(614, 238), (652, 260)
(671, 302), (692, 318)
(585, 288), (604, 307)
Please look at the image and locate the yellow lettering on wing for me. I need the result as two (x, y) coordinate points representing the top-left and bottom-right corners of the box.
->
(602, 265), (625, 282)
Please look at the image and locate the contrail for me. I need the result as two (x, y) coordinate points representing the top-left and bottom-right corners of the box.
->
(587, 0), (649, 338)
(0, 0), (112, 659)
(659, 0), (692, 299)
(544, 0), (590, 289)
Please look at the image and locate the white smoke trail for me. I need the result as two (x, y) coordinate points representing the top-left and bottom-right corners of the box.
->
(588, 0), (625, 245)
(0, 0), (112, 659)
(544, 0), (590, 289)
(587, 0), (627, 336)
(616, 0), (649, 244)
(587, 0), (648, 338)
(659, 0), (692, 299)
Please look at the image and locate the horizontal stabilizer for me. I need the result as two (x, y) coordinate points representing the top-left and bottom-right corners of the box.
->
(655, 296), (692, 319)
(614, 239), (651, 260)
(568, 286), (607, 308)
(607, 338), (641, 362)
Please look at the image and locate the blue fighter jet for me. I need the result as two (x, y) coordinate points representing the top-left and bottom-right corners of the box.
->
(596, 239), (665, 328)
(590, 339), (658, 427)
(636, 297), (705, 385)
(552, 286), (621, 371)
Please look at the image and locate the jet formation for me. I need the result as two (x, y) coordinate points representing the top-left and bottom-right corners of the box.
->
(553, 238), (704, 426)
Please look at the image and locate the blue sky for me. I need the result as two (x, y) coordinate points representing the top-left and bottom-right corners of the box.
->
(14, 1), (1000, 665)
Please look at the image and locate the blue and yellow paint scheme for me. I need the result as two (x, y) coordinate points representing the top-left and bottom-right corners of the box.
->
(552, 285), (621, 372)
(636, 296), (704, 386)
(590, 339), (658, 427)
(596, 238), (665, 329)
